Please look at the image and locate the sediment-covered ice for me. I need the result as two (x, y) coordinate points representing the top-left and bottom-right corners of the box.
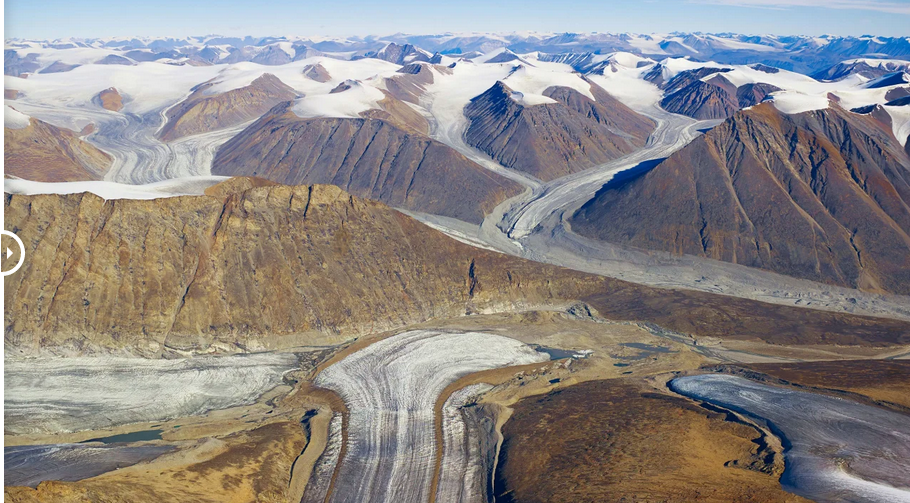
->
(437, 384), (496, 503)
(671, 374), (910, 503)
(314, 330), (547, 503)
(5, 443), (175, 488)
(4, 353), (299, 434)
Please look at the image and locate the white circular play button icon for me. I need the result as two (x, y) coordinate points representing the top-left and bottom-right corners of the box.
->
(1, 230), (25, 276)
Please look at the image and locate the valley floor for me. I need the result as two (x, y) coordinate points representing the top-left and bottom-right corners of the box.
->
(5, 307), (910, 502)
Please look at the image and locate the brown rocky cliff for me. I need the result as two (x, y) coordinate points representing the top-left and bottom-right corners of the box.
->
(4, 118), (111, 182)
(572, 103), (910, 294)
(3, 181), (597, 355)
(211, 105), (519, 223)
(158, 73), (298, 141)
(6, 179), (910, 357)
(463, 80), (655, 181)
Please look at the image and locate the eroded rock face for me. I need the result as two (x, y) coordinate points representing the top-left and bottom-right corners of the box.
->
(572, 103), (910, 295)
(4, 118), (112, 182)
(158, 73), (298, 141)
(5, 179), (910, 356)
(463, 80), (655, 181)
(212, 107), (519, 223)
(3, 181), (591, 355)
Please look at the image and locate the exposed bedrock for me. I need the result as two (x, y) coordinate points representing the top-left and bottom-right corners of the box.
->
(6, 179), (910, 357)
(573, 103), (910, 295)
(463, 80), (655, 181)
(212, 104), (521, 223)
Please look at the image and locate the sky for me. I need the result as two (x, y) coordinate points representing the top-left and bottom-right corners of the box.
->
(5, 0), (910, 40)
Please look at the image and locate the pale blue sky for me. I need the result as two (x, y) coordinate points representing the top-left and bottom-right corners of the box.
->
(5, 0), (910, 40)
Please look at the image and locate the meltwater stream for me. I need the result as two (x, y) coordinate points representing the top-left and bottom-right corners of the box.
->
(671, 374), (910, 503)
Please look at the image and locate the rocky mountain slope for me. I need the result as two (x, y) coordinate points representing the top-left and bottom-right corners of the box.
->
(572, 102), (910, 295)
(5, 116), (112, 182)
(6, 178), (909, 357)
(211, 103), (515, 223)
(463, 80), (654, 181)
(656, 69), (781, 119)
(812, 59), (910, 81)
(158, 74), (298, 141)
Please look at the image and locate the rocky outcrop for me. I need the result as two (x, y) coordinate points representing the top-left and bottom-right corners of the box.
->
(463, 80), (655, 181)
(95, 87), (123, 112)
(886, 86), (910, 102)
(359, 91), (430, 134)
(572, 103), (910, 295)
(212, 106), (518, 223)
(303, 63), (331, 83)
(6, 179), (909, 356)
(4, 118), (112, 182)
(651, 67), (733, 94)
(660, 73), (781, 119)
(158, 74), (298, 141)
(383, 63), (451, 105)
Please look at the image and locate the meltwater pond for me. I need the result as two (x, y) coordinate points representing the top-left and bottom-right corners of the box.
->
(671, 374), (910, 503)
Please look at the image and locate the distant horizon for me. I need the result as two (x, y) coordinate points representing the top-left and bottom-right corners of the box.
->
(6, 0), (910, 41)
(5, 30), (910, 43)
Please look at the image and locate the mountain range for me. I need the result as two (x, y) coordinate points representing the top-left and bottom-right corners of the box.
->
(7, 32), (910, 76)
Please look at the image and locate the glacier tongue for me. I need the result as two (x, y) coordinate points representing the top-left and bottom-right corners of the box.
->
(313, 329), (547, 503)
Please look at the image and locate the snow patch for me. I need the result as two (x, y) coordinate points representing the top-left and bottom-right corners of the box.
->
(5, 176), (229, 199)
(291, 80), (385, 119)
(769, 91), (830, 114)
(5, 106), (31, 129)
(884, 105), (910, 146)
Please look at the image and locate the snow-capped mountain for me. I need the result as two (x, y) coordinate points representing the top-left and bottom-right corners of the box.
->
(7, 32), (910, 78)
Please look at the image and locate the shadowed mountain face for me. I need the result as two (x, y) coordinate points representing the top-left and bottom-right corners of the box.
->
(5, 118), (112, 182)
(572, 103), (910, 295)
(211, 105), (520, 223)
(812, 60), (910, 81)
(659, 71), (781, 119)
(6, 179), (909, 356)
(463, 80), (655, 181)
(158, 73), (298, 141)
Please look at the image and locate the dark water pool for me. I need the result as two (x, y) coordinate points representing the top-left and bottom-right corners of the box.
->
(82, 429), (163, 444)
